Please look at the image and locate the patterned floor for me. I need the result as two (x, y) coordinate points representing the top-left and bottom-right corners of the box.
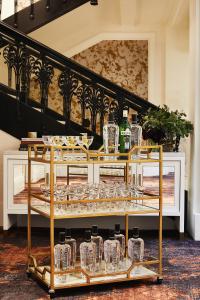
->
(0, 229), (199, 300)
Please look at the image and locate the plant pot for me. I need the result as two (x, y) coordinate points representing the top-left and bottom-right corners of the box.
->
(163, 143), (174, 152)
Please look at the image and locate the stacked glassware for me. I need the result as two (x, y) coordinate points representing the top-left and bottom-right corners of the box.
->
(39, 181), (145, 215)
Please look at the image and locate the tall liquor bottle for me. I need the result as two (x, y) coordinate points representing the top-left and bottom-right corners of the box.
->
(54, 232), (71, 283)
(65, 228), (76, 269)
(104, 229), (120, 272)
(128, 227), (144, 274)
(80, 230), (96, 273)
(119, 109), (131, 154)
(114, 224), (125, 265)
(91, 225), (103, 271)
(103, 112), (119, 160)
(130, 114), (142, 158)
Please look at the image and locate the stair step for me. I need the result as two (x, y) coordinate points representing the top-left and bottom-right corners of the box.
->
(33, 107), (42, 112)
(57, 120), (65, 125)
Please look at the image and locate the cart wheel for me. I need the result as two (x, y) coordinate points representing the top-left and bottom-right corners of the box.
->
(26, 270), (31, 278)
(49, 289), (55, 299)
(157, 277), (163, 284)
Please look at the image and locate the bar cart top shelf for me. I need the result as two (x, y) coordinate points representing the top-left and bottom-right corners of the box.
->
(28, 144), (163, 165)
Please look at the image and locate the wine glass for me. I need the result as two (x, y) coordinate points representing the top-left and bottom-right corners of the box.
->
(83, 136), (94, 150)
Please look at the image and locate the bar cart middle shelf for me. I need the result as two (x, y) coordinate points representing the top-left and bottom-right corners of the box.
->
(27, 145), (163, 297)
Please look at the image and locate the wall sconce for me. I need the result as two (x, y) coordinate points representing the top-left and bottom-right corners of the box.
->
(90, 0), (98, 5)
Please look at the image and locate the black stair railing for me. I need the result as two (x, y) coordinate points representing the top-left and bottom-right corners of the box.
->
(0, 21), (156, 138)
(2, 0), (91, 34)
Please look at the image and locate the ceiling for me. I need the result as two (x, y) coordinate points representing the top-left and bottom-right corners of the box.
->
(30, 0), (189, 55)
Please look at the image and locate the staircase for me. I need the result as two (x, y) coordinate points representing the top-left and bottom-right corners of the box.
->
(0, 20), (156, 147)
(1, 0), (90, 34)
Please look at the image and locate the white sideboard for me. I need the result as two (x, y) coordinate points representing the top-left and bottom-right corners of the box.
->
(3, 151), (185, 232)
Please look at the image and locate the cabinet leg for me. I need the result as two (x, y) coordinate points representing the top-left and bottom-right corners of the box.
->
(49, 289), (55, 298)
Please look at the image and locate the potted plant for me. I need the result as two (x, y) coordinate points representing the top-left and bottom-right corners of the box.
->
(138, 105), (193, 152)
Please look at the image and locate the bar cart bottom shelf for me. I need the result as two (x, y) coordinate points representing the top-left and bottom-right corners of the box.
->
(28, 265), (159, 290)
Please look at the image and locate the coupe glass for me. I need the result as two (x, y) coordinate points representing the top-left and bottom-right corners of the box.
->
(83, 136), (94, 150)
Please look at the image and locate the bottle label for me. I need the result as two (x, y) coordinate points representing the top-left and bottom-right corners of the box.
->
(123, 110), (128, 118)
(120, 129), (131, 136)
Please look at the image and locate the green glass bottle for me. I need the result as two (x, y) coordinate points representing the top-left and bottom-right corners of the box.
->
(119, 109), (131, 154)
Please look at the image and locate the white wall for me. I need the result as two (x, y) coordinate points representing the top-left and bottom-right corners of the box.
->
(0, 0), (192, 232)
(0, 131), (20, 227)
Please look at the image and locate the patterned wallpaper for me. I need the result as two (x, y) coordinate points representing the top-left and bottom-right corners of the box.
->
(29, 40), (148, 129)
(72, 40), (148, 99)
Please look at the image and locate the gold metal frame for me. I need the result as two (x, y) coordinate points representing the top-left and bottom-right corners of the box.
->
(27, 145), (163, 294)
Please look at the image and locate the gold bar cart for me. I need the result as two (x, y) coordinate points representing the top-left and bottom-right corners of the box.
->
(27, 145), (163, 298)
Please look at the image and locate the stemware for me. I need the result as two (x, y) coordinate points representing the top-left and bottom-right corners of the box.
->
(83, 136), (94, 150)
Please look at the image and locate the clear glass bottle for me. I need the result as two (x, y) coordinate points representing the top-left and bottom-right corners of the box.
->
(80, 230), (96, 274)
(65, 228), (76, 269)
(103, 112), (119, 160)
(119, 109), (131, 154)
(114, 224), (125, 266)
(54, 232), (71, 283)
(91, 225), (103, 271)
(128, 227), (144, 274)
(130, 114), (142, 158)
(104, 229), (120, 272)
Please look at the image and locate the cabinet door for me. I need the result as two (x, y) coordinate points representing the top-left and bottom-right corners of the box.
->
(6, 159), (93, 212)
(7, 159), (46, 212)
(139, 161), (180, 214)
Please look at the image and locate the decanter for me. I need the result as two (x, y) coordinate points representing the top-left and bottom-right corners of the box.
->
(104, 230), (120, 272)
(128, 227), (144, 274)
(54, 232), (71, 283)
(114, 224), (125, 265)
(103, 112), (119, 160)
(65, 228), (76, 269)
(130, 114), (142, 158)
(91, 225), (103, 271)
(80, 230), (96, 273)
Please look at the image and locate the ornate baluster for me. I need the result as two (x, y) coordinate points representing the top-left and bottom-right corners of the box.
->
(30, 0), (35, 19)
(3, 42), (27, 117)
(0, 0), (2, 21)
(31, 56), (54, 113)
(90, 87), (110, 134)
(14, 0), (18, 28)
(58, 68), (78, 129)
(98, 92), (110, 136)
(76, 84), (92, 128)
(116, 94), (126, 123)
(46, 0), (51, 10)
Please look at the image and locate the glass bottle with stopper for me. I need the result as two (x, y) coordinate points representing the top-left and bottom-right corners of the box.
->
(104, 229), (120, 272)
(114, 224), (125, 267)
(65, 228), (76, 269)
(103, 112), (119, 160)
(80, 230), (96, 274)
(54, 232), (71, 283)
(130, 114), (142, 158)
(91, 225), (103, 271)
(128, 227), (144, 274)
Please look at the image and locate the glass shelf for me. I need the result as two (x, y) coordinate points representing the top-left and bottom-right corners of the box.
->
(30, 202), (160, 219)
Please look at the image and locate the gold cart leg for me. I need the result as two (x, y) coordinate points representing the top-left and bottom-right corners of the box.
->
(158, 146), (163, 282)
(27, 147), (31, 273)
(125, 214), (129, 257)
(50, 147), (55, 293)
